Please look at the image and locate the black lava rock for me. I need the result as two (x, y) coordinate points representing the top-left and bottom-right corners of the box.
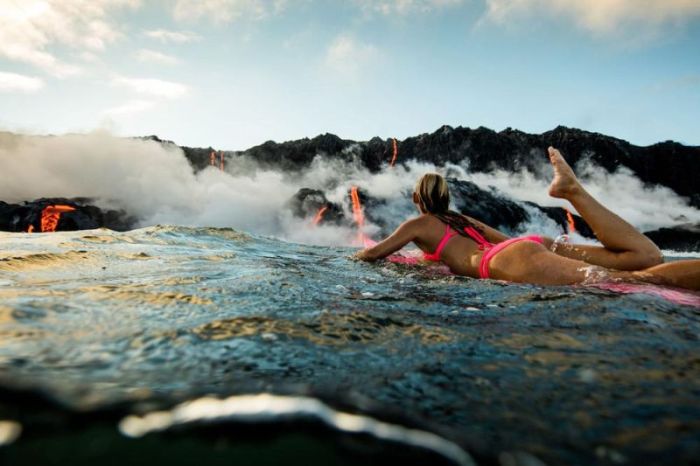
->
(0, 198), (135, 233)
(288, 189), (345, 225)
(643, 223), (700, 252)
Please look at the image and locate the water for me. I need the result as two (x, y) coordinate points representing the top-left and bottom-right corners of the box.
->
(0, 227), (699, 465)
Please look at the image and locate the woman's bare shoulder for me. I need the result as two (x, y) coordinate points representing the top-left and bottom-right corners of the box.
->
(401, 214), (435, 229)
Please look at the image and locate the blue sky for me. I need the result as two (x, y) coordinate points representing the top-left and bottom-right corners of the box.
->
(1, 0), (699, 150)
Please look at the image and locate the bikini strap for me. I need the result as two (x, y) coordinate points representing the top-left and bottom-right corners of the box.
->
(423, 224), (458, 261)
(463, 226), (493, 251)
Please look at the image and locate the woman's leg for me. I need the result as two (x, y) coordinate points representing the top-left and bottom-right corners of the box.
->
(546, 147), (663, 271)
(490, 241), (700, 291)
(630, 260), (700, 291)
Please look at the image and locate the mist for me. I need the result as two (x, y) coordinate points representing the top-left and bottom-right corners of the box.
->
(1, 131), (698, 247)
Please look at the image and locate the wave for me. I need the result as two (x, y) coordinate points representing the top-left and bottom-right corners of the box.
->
(119, 393), (475, 466)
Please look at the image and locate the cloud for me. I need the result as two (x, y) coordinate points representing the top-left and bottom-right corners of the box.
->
(135, 49), (181, 65)
(0, 71), (44, 93)
(112, 77), (189, 99)
(483, 0), (700, 36)
(171, 0), (288, 23)
(0, 0), (140, 77)
(172, 0), (264, 22)
(325, 35), (380, 79)
(354, 0), (464, 15)
(144, 29), (201, 43)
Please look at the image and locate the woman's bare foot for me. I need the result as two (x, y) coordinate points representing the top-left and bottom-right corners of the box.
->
(548, 147), (582, 199)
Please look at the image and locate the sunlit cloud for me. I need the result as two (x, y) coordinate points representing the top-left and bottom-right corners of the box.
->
(354, 0), (464, 15)
(483, 0), (700, 36)
(144, 29), (201, 43)
(173, 0), (264, 23)
(324, 34), (380, 79)
(135, 49), (181, 66)
(0, 71), (44, 93)
(0, 0), (140, 77)
(112, 77), (189, 99)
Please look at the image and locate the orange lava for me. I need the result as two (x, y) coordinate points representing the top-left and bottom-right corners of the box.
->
(350, 187), (365, 229)
(565, 208), (577, 234)
(390, 138), (398, 167)
(312, 206), (329, 226)
(40, 205), (76, 233)
(350, 186), (370, 244)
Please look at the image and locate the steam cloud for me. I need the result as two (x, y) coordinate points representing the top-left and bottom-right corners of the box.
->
(0, 130), (698, 247)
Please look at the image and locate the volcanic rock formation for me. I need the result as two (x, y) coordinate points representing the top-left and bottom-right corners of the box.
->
(0, 198), (135, 233)
(228, 126), (699, 208)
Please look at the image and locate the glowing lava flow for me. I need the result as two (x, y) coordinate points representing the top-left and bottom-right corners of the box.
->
(312, 206), (328, 226)
(564, 208), (577, 234)
(350, 187), (364, 228)
(389, 138), (398, 167)
(39, 205), (76, 233)
(350, 186), (371, 246)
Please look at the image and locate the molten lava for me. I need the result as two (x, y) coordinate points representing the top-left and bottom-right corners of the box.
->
(40, 205), (76, 233)
(312, 206), (328, 226)
(564, 208), (577, 234)
(350, 186), (371, 245)
(390, 138), (398, 167)
(350, 187), (365, 229)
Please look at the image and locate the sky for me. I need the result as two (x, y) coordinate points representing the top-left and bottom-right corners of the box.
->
(0, 0), (699, 150)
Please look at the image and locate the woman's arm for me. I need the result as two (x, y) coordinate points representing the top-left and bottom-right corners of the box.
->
(354, 218), (419, 262)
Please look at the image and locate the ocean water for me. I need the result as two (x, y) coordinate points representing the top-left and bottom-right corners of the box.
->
(1, 226), (699, 465)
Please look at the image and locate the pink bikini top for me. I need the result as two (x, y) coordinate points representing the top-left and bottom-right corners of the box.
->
(423, 224), (493, 262)
(423, 223), (543, 279)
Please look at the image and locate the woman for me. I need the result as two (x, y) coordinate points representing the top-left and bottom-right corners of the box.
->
(355, 147), (700, 291)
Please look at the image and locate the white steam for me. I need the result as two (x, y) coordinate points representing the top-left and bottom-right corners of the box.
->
(0, 131), (697, 247)
(461, 160), (700, 233)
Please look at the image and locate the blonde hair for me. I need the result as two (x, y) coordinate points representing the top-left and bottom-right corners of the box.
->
(414, 173), (450, 214)
(415, 173), (485, 239)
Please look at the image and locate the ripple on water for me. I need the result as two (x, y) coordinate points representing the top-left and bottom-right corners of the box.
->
(0, 226), (699, 465)
(192, 311), (456, 346)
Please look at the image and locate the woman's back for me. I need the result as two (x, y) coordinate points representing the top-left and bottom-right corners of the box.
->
(413, 214), (488, 277)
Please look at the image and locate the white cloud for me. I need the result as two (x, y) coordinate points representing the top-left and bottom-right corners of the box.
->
(172, 0), (263, 22)
(113, 77), (189, 99)
(102, 99), (155, 118)
(0, 71), (44, 93)
(325, 34), (380, 79)
(135, 49), (181, 65)
(144, 29), (201, 43)
(171, 0), (289, 23)
(483, 0), (700, 36)
(354, 0), (464, 15)
(0, 0), (140, 77)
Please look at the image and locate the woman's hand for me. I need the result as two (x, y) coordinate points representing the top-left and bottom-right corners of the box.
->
(352, 219), (419, 262)
(353, 248), (376, 262)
